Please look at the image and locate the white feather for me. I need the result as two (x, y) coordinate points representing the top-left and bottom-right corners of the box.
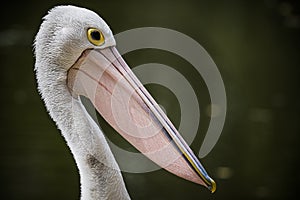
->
(34, 5), (130, 200)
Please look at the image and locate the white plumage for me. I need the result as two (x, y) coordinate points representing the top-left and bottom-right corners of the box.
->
(34, 6), (130, 199)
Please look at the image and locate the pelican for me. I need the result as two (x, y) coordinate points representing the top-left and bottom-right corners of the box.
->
(34, 5), (216, 199)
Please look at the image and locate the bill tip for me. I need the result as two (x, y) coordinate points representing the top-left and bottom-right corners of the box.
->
(208, 178), (216, 193)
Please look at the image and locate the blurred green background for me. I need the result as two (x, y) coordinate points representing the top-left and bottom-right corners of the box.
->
(0, 0), (299, 199)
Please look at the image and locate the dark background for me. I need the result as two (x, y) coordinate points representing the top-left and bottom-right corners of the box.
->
(0, 0), (299, 199)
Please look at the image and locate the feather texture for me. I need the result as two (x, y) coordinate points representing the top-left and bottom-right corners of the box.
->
(34, 5), (130, 200)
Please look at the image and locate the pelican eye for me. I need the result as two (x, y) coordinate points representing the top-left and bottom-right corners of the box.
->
(87, 28), (105, 46)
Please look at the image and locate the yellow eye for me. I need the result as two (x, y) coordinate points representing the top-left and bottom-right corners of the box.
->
(87, 28), (105, 46)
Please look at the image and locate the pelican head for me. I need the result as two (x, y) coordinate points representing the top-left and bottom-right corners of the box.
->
(34, 6), (116, 70)
(34, 5), (216, 199)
